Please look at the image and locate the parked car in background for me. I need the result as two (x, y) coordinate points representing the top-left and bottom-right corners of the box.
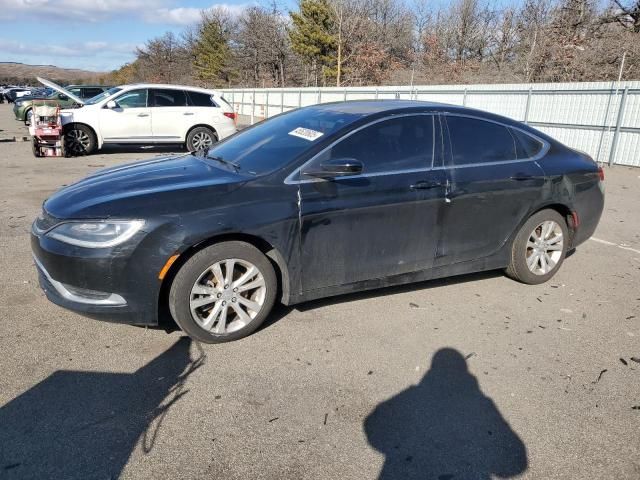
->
(14, 85), (111, 124)
(4, 87), (32, 103)
(38, 78), (238, 155)
(31, 100), (605, 343)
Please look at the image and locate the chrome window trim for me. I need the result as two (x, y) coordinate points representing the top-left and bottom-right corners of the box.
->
(441, 112), (550, 169)
(284, 113), (437, 185)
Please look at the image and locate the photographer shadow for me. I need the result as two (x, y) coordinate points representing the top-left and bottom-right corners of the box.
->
(0, 337), (203, 479)
(365, 348), (528, 480)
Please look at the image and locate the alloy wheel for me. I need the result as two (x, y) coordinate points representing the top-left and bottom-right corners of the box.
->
(189, 258), (267, 334)
(65, 129), (90, 154)
(191, 131), (213, 151)
(526, 220), (564, 275)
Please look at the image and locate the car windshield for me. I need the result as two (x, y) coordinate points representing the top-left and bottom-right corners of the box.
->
(84, 87), (122, 105)
(204, 106), (363, 175)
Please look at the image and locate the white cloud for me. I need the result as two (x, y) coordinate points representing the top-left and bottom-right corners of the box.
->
(0, 0), (163, 22)
(0, 38), (137, 59)
(0, 0), (253, 24)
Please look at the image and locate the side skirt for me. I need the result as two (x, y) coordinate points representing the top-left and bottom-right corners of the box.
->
(288, 251), (509, 305)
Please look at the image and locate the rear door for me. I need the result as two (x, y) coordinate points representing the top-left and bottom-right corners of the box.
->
(99, 88), (152, 141)
(436, 114), (547, 266)
(297, 114), (447, 291)
(149, 88), (189, 140)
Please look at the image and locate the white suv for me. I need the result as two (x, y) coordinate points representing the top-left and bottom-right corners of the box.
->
(39, 78), (237, 155)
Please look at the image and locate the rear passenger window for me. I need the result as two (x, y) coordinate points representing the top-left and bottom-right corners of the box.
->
(187, 91), (216, 107)
(151, 89), (187, 107)
(309, 115), (434, 174)
(446, 116), (517, 165)
(511, 128), (543, 158)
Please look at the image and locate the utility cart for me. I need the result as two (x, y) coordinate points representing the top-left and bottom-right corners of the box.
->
(29, 104), (65, 157)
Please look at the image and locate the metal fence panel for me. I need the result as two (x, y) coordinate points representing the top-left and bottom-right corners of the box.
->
(223, 81), (640, 167)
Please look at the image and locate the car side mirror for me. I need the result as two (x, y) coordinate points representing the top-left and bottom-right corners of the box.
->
(58, 94), (68, 101)
(105, 100), (117, 109)
(303, 157), (364, 179)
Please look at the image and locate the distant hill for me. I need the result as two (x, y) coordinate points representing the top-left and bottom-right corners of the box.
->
(0, 62), (108, 85)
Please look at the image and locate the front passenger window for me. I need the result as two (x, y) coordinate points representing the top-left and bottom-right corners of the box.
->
(115, 89), (148, 109)
(306, 115), (434, 175)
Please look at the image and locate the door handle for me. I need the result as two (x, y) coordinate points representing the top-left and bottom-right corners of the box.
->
(510, 174), (533, 181)
(410, 180), (443, 190)
(137, 113), (149, 117)
(183, 112), (194, 116)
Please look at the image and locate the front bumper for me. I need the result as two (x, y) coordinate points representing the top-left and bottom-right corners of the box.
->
(13, 104), (26, 121)
(31, 229), (164, 326)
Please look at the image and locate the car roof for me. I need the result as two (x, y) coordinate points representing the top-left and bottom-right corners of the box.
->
(122, 83), (222, 95)
(65, 85), (111, 88)
(307, 99), (556, 142)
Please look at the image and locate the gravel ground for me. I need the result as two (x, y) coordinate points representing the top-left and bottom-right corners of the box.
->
(0, 103), (639, 480)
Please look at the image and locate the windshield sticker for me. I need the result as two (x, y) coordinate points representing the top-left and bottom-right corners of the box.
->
(288, 127), (324, 141)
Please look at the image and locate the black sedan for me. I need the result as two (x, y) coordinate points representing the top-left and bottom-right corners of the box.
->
(31, 101), (604, 343)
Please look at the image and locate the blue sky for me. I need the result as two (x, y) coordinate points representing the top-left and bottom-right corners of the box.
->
(0, 0), (270, 72)
(0, 0), (528, 73)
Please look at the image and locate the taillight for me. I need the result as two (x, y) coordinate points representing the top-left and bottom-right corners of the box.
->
(223, 112), (237, 125)
(598, 166), (604, 182)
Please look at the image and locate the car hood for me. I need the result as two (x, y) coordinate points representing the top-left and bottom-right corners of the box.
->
(44, 154), (249, 219)
(37, 77), (84, 105)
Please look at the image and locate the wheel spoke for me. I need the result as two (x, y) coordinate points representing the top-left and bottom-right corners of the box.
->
(545, 253), (556, 270)
(237, 295), (261, 313)
(214, 306), (229, 334)
(527, 253), (539, 269)
(192, 284), (215, 295)
(201, 301), (223, 330)
(231, 303), (251, 325)
(233, 266), (258, 288)
(546, 243), (563, 251)
(224, 260), (235, 286)
(526, 241), (536, 249)
(191, 295), (216, 309)
(237, 277), (265, 293)
(539, 252), (548, 273)
(547, 234), (563, 245)
(210, 263), (225, 287)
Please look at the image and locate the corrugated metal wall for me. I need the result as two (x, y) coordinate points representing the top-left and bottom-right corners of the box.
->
(222, 81), (640, 167)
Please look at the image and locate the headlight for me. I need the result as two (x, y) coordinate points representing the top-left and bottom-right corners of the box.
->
(15, 100), (23, 106)
(46, 220), (144, 248)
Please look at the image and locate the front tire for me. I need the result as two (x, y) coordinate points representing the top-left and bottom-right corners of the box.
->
(169, 241), (277, 343)
(506, 209), (569, 285)
(64, 124), (97, 156)
(186, 126), (217, 152)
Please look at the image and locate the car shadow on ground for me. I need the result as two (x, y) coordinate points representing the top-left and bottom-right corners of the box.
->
(295, 269), (504, 313)
(364, 348), (528, 480)
(0, 336), (204, 479)
(98, 144), (185, 155)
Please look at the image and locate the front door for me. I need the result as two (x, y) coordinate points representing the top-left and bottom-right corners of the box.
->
(297, 114), (447, 292)
(99, 89), (152, 141)
(435, 114), (547, 266)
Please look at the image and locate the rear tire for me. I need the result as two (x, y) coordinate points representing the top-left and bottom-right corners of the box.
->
(506, 209), (569, 285)
(186, 126), (217, 152)
(169, 241), (277, 343)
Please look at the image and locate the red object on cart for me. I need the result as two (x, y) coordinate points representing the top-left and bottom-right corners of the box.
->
(29, 103), (65, 157)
